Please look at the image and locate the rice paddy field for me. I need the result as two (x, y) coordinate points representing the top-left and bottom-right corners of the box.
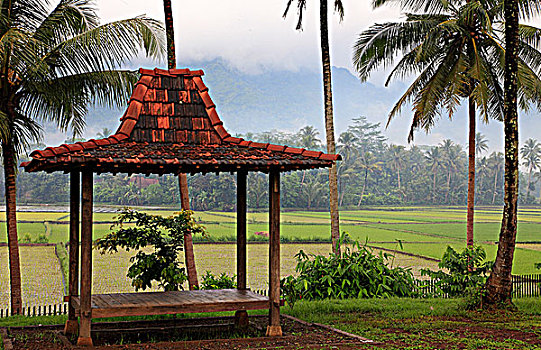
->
(0, 206), (540, 307)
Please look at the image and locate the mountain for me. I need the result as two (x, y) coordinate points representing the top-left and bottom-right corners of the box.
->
(43, 58), (540, 151)
(44, 59), (403, 145)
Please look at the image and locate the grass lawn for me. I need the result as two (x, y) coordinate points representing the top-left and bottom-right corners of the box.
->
(1, 297), (539, 349)
(284, 297), (541, 349)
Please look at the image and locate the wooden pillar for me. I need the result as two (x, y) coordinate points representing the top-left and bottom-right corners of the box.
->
(64, 171), (80, 336)
(77, 171), (93, 346)
(266, 170), (282, 336)
(237, 171), (247, 290)
(235, 171), (248, 328)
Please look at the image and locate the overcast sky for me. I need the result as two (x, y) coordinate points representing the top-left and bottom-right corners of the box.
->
(71, 1), (540, 153)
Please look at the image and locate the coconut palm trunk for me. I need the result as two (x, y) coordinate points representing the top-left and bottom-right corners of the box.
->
(320, 0), (340, 254)
(3, 140), (22, 313)
(467, 96), (476, 247)
(483, 0), (520, 307)
(162, 0), (198, 289)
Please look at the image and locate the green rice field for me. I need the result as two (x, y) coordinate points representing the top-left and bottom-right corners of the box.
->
(1, 206), (540, 307)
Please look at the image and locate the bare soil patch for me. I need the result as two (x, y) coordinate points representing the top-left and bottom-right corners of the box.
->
(4, 315), (373, 350)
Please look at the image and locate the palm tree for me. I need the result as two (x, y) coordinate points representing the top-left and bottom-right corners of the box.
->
(297, 125), (322, 149)
(520, 138), (541, 202)
(475, 133), (489, 157)
(161, 0), (198, 289)
(284, 0), (343, 254)
(337, 131), (358, 163)
(484, 0), (524, 307)
(488, 152), (504, 204)
(356, 151), (382, 207)
(96, 128), (113, 139)
(440, 140), (461, 204)
(388, 145), (406, 193)
(353, 0), (541, 248)
(425, 147), (444, 204)
(0, 0), (163, 312)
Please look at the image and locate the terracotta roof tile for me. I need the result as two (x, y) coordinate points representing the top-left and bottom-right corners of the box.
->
(22, 67), (339, 173)
(131, 84), (148, 102)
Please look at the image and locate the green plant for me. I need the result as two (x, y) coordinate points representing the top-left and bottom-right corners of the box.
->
(95, 209), (206, 291)
(34, 234), (49, 243)
(280, 235), (418, 306)
(421, 246), (493, 297)
(198, 271), (236, 290)
(20, 234), (32, 243)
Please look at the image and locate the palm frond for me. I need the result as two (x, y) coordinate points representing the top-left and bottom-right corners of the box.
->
(43, 16), (164, 78)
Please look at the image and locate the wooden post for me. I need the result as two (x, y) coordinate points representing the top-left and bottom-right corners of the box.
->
(77, 171), (93, 346)
(235, 171), (248, 328)
(266, 170), (282, 336)
(64, 171), (80, 336)
(237, 171), (247, 290)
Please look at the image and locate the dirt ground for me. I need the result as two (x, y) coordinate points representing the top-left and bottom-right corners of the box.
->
(3, 315), (373, 350)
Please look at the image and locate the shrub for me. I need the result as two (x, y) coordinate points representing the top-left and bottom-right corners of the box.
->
(34, 234), (49, 243)
(198, 271), (237, 290)
(280, 237), (418, 306)
(420, 245), (493, 297)
(95, 209), (206, 291)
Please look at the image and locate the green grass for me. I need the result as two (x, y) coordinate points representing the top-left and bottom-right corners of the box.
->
(284, 297), (541, 350)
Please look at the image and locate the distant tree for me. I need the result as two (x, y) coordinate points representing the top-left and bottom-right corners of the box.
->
(521, 139), (541, 202)
(296, 126), (322, 149)
(357, 151), (382, 207)
(96, 128), (113, 139)
(388, 145), (406, 193)
(488, 152), (504, 205)
(475, 133), (489, 157)
(425, 147), (444, 204)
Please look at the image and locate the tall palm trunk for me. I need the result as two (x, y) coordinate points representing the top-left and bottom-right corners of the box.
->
(483, 0), (519, 307)
(432, 171), (437, 203)
(445, 169), (451, 203)
(526, 166), (532, 201)
(466, 96), (476, 247)
(3, 141), (22, 313)
(358, 169), (368, 207)
(492, 170), (499, 204)
(397, 167), (401, 191)
(162, 0), (198, 289)
(320, 0), (340, 254)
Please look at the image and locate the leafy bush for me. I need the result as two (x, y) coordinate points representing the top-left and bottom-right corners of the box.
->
(95, 209), (206, 291)
(198, 271), (237, 290)
(420, 246), (493, 297)
(35, 234), (49, 243)
(280, 238), (418, 306)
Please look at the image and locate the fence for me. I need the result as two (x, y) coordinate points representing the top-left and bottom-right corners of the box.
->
(0, 303), (67, 318)
(0, 275), (539, 317)
(512, 274), (541, 298)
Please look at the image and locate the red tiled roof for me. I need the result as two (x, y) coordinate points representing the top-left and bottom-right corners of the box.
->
(22, 68), (340, 174)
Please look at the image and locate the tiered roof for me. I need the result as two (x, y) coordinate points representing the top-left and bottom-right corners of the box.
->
(22, 68), (340, 174)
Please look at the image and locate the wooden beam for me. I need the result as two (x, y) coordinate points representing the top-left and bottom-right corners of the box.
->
(237, 171), (247, 290)
(64, 171), (80, 336)
(77, 171), (93, 347)
(267, 170), (282, 336)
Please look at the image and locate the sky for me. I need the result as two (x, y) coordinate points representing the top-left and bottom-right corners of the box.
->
(57, 0), (541, 153)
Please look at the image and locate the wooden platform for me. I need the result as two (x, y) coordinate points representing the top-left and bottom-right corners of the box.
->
(71, 289), (269, 319)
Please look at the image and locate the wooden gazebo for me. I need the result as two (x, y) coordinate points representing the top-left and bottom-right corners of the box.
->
(21, 68), (339, 346)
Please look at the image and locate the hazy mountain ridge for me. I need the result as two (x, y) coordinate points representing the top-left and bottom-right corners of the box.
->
(50, 59), (402, 143)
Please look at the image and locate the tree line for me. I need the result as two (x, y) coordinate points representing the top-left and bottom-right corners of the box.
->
(9, 120), (540, 210)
